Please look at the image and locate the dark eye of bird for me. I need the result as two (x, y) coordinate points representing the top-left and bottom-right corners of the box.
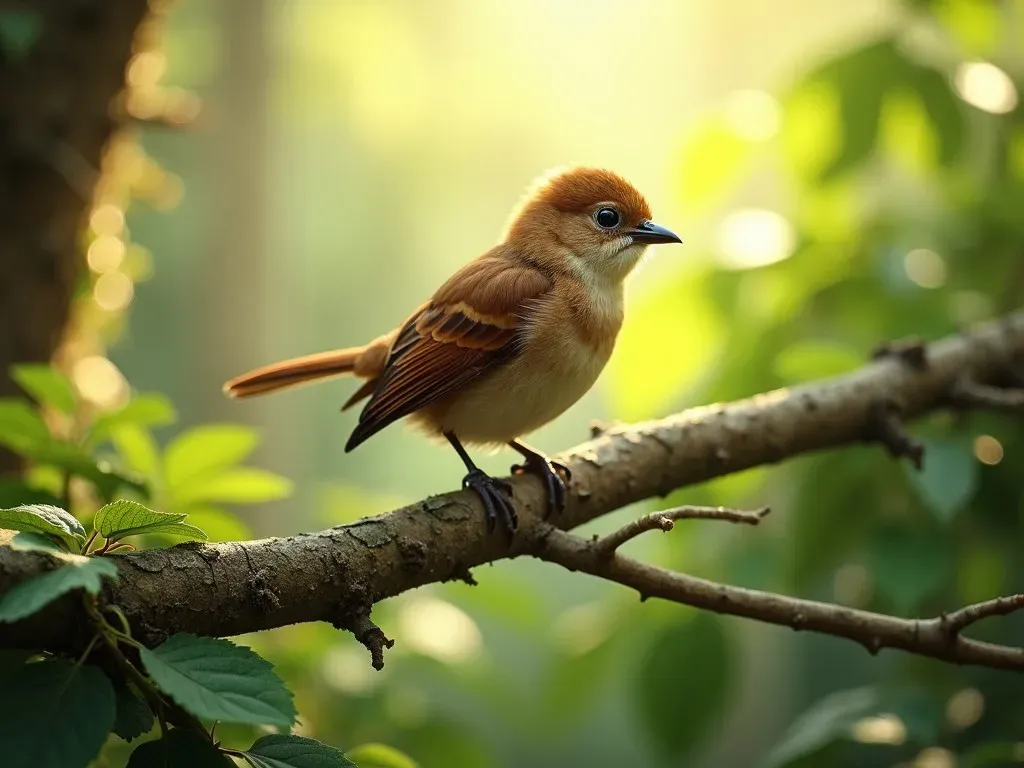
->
(595, 208), (620, 229)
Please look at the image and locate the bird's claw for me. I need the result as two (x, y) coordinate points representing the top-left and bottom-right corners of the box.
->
(511, 456), (569, 519)
(462, 469), (517, 533)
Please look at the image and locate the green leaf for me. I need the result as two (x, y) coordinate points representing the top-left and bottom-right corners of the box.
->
(111, 424), (161, 479)
(0, 479), (63, 509)
(764, 688), (879, 768)
(907, 437), (978, 523)
(869, 526), (951, 615)
(10, 531), (67, 555)
(140, 633), (296, 727)
(113, 682), (155, 742)
(176, 468), (293, 506)
(344, 743), (416, 768)
(93, 499), (207, 542)
(0, 10), (42, 58)
(0, 504), (85, 551)
(0, 556), (118, 622)
(13, 440), (148, 502)
(10, 364), (77, 415)
(0, 398), (50, 452)
(126, 727), (231, 767)
(634, 613), (734, 758)
(89, 394), (177, 446)
(164, 425), (260, 491)
(911, 64), (965, 166)
(0, 658), (116, 768)
(244, 734), (358, 767)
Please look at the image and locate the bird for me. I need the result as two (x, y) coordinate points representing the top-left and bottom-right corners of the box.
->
(223, 167), (681, 533)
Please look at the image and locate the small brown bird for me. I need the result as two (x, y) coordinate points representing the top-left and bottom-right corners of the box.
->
(224, 167), (681, 532)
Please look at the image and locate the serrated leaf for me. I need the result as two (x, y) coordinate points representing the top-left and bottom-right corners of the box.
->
(175, 468), (293, 506)
(344, 743), (417, 768)
(0, 398), (50, 452)
(164, 425), (260, 492)
(94, 499), (186, 537)
(126, 727), (230, 767)
(245, 734), (358, 768)
(765, 688), (880, 768)
(89, 394), (177, 447)
(0, 556), (118, 622)
(113, 682), (155, 742)
(907, 437), (978, 523)
(140, 633), (296, 727)
(10, 364), (77, 415)
(0, 658), (116, 768)
(634, 613), (734, 758)
(0, 504), (85, 550)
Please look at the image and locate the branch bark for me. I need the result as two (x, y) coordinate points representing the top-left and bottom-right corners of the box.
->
(1, 311), (1023, 671)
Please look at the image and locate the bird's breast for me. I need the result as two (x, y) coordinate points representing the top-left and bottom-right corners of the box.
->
(416, 278), (623, 445)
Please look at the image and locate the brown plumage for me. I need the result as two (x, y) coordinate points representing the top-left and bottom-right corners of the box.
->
(224, 167), (681, 532)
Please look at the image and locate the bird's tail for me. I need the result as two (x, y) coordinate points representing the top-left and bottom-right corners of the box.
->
(223, 347), (365, 399)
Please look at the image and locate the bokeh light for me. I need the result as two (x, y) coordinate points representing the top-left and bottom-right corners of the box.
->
(715, 209), (795, 269)
(954, 61), (1019, 114)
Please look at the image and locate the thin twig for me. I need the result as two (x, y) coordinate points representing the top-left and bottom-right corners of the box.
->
(940, 594), (1024, 636)
(541, 529), (1024, 671)
(595, 506), (770, 555)
(949, 377), (1024, 412)
(337, 613), (394, 671)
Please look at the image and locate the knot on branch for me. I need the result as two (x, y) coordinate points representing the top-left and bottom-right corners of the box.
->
(871, 337), (929, 370)
(867, 399), (924, 470)
(335, 613), (394, 671)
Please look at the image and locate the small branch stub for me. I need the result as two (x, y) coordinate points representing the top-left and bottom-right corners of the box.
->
(594, 505), (770, 556)
(939, 594), (1024, 638)
(338, 614), (394, 671)
(867, 399), (925, 470)
(949, 376), (1024, 412)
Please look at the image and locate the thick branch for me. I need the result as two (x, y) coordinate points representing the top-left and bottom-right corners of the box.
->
(1, 312), (1023, 669)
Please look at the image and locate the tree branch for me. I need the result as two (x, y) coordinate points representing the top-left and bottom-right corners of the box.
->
(593, 505), (769, 556)
(538, 528), (1024, 671)
(1, 311), (1023, 671)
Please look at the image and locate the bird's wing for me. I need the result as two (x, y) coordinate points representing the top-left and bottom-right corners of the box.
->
(344, 257), (552, 451)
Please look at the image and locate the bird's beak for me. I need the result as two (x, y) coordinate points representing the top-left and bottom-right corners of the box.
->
(628, 220), (682, 245)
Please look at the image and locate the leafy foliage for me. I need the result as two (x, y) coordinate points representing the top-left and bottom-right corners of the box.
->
(0, 659), (116, 768)
(140, 634), (297, 728)
(126, 728), (231, 767)
(0, 504), (86, 551)
(94, 499), (206, 543)
(0, 554), (118, 622)
(244, 734), (359, 767)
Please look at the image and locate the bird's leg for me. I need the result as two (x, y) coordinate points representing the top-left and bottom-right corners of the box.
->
(445, 431), (517, 533)
(509, 439), (571, 518)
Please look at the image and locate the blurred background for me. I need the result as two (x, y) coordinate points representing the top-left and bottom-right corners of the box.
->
(7, 0), (1024, 765)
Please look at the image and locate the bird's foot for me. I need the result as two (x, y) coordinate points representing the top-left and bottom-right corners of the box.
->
(462, 469), (517, 533)
(511, 455), (570, 518)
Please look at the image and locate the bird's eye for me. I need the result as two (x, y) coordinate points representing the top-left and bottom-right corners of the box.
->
(595, 208), (620, 229)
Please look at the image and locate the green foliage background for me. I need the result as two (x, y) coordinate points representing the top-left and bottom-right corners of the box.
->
(2, 0), (1023, 765)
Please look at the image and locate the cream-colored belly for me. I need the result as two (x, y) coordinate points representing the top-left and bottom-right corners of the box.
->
(421, 334), (612, 446)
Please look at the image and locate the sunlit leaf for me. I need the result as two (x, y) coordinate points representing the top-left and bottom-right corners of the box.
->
(19, 441), (147, 503)
(0, 556), (118, 623)
(0, 398), (50, 453)
(765, 688), (879, 768)
(0, 480), (62, 510)
(111, 424), (161, 479)
(911, 65), (965, 166)
(782, 80), (841, 182)
(10, 364), (77, 415)
(93, 499), (206, 542)
(633, 613), (734, 758)
(0, 658), (116, 768)
(126, 727), (230, 767)
(89, 394), (178, 446)
(244, 734), (358, 767)
(934, 0), (1001, 55)
(140, 634), (296, 727)
(880, 90), (937, 175)
(164, 424), (260, 491)
(0, 504), (85, 551)
(344, 742), (415, 768)
(907, 436), (978, 523)
(175, 467), (292, 506)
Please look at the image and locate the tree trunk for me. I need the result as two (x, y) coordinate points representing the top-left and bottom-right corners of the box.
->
(0, 0), (151, 472)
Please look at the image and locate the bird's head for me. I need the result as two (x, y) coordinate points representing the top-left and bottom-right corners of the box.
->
(505, 166), (681, 284)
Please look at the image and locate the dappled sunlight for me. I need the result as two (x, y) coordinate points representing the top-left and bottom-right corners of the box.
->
(397, 596), (483, 664)
(954, 61), (1018, 114)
